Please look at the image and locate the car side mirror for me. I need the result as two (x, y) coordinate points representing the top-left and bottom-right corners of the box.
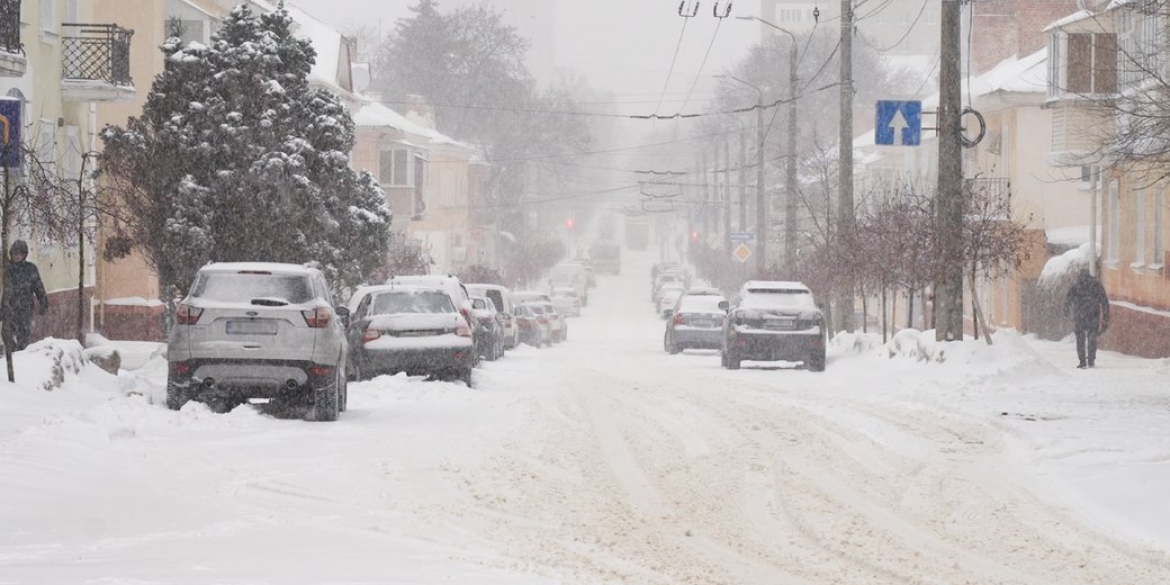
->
(335, 305), (351, 327)
(718, 300), (729, 311)
(663, 309), (674, 318)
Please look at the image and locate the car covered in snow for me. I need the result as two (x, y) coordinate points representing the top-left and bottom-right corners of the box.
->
(470, 295), (505, 361)
(165, 262), (349, 420)
(345, 284), (475, 386)
(663, 293), (727, 353)
(719, 280), (826, 371)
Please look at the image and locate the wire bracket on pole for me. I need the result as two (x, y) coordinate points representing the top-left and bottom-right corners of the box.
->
(678, 2), (700, 17)
(959, 106), (986, 148)
(713, 2), (732, 18)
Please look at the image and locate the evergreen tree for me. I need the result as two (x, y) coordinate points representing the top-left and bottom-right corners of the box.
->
(99, 3), (391, 297)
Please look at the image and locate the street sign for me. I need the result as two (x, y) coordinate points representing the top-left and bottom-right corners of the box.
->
(729, 232), (755, 242)
(0, 98), (21, 169)
(874, 100), (922, 146)
(734, 243), (752, 263)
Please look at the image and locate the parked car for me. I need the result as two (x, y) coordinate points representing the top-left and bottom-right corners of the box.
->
(466, 284), (519, 349)
(548, 262), (589, 305)
(346, 284), (475, 386)
(527, 301), (567, 343)
(470, 295), (506, 361)
(514, 303), (550, 347)
(386, 275), (478, 364)
(550, 287), (581, 317)
(512, 290), (552, 306)
(655, 283), (686, 315)
(166, 262), (349, 421)
(719, 281), (827, 371)
(664, 293), (727, 353)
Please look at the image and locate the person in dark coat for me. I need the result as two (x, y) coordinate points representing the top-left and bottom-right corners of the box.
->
(3, 240), (49, 351)
(1063, 268), (1110, 368)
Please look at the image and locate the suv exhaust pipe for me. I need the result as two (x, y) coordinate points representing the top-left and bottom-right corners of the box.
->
(286, 379), (299, 390)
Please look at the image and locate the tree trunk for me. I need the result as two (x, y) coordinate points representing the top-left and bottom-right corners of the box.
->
(970, 270), (992, 346)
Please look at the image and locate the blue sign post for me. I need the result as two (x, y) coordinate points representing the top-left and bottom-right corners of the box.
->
(0, 97), (21, 169)
(874, 100), (922, 146)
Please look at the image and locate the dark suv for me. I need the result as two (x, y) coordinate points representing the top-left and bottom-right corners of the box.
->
(166, 262), (350, 420)
(719, 281), (827, 371)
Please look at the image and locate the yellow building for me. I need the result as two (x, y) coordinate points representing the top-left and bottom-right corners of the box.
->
(1, 0), (136, 342)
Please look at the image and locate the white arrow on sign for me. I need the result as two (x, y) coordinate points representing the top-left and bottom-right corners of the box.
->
(888, 109), (909, 146)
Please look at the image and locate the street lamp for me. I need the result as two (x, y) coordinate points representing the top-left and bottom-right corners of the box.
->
(736, 15), (800, 273)
(715, 72), (767, 276)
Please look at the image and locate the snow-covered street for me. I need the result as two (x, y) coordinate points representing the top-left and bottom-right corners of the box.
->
(2, 251), (1170, 584)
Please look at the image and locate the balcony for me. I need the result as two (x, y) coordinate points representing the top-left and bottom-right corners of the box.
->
(0, 0), (25, 77)
(60, 23), (136, 103)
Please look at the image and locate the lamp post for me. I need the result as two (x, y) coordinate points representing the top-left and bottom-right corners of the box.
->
(736, 15), (799, 272)
(716, 73), (766, 275)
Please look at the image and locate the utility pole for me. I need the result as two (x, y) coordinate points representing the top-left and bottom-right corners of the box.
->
(739, 130), (748, 232)
(936, 0), (964, 341)
(723, 139), (732, 260)
(755, 92), (766, 276)
(785, 39), (799, 272)
(836, 0), (855, 333)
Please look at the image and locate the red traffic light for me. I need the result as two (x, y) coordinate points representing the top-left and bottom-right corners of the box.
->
(565, 218), (575, 230)
(690, 230), (699, 242)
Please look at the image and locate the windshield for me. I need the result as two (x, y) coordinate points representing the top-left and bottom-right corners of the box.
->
(740, 290), (817, 310)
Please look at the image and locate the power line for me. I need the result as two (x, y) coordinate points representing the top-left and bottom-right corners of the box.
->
(654, 6), (697, 116)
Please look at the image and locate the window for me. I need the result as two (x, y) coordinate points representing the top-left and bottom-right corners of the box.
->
(378, 147), (412, 187)
(1107, 180), (1120, 264)
(1066, 33), (1117, 94)
(41, 0), (56, 34)
(1118, 7), (1166, 90)
(1134, 188), (1146, 267)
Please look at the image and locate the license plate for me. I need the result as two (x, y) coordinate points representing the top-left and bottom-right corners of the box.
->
(226, 320), (278, 335)
(396, 330), (438, 337)
(764, 319), (796, 331)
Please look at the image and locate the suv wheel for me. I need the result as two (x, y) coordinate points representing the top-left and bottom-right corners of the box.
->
(807, 350), (826, 372)
(165, 377), (189, 411)
(311, 372), (340, 422)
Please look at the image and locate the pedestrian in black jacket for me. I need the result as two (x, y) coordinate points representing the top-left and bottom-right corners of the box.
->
(3, 240), (49, 351)
(1064, 268), (1110, 368)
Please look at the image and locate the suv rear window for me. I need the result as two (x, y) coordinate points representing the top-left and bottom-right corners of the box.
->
(191, 272), (314, 304)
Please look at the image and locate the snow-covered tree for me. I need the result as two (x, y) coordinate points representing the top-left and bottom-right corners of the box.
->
(98, 3), (392, 296)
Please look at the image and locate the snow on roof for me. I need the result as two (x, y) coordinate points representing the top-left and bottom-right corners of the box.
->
(1046, 224), (1100, 247)
(201, 261), (319, 275)
(1038, 242), (1091, 287)
(353, 100), (475, 151)
(1044, 10), (1093, 32)
(285, 5), (343, 89)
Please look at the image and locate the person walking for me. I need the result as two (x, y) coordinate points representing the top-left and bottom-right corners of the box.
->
(1064, 268), (1110, 369)
(3, 240), (49, 352)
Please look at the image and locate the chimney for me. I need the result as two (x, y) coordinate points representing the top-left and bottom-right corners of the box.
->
(404, 94), (436, 130)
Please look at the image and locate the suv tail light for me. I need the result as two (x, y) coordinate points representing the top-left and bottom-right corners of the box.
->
(362, 328), (381, 343)
(301, 307), (332, 328)
(308, 365), (335, 378)
(673, 312), (685, 326)
(478, 316), (494, 324)
(169, 361), (193, 377)
(176, 304), (203, 325)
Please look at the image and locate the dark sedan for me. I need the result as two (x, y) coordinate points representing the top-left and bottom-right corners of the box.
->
(346, 285), (475, 386)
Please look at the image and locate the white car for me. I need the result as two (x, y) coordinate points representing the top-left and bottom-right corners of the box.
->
(166, 262), (349, 420)
(550, 287), (581, 317)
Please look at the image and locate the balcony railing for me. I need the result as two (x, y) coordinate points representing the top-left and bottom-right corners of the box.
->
(61, 23), (133, 86)
(0, 0), (20, 56)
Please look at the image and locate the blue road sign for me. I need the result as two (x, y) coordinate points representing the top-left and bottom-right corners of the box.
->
(874, 100), (922, 146)
(0, 98), (20, 168)
(729, 232), (755, 242)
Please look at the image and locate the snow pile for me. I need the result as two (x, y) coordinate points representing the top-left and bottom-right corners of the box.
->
(829, 331), (885, 355)
(17, 338), (91, 392)
(880, 329), (1057, 380)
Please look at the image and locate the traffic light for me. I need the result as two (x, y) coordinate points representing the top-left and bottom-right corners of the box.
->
(565, 218), (575, 230)
(690, 230), (699, 242)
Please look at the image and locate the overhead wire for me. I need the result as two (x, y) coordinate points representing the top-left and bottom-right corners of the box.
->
(654, 16), (692, 117)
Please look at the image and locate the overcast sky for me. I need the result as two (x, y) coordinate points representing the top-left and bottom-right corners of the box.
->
(286, 0), (760, 116)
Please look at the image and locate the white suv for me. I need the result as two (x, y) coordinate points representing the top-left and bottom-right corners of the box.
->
(166, 262), (350, 420)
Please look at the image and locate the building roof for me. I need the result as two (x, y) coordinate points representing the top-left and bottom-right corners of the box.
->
(352, 100), (474, 152)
